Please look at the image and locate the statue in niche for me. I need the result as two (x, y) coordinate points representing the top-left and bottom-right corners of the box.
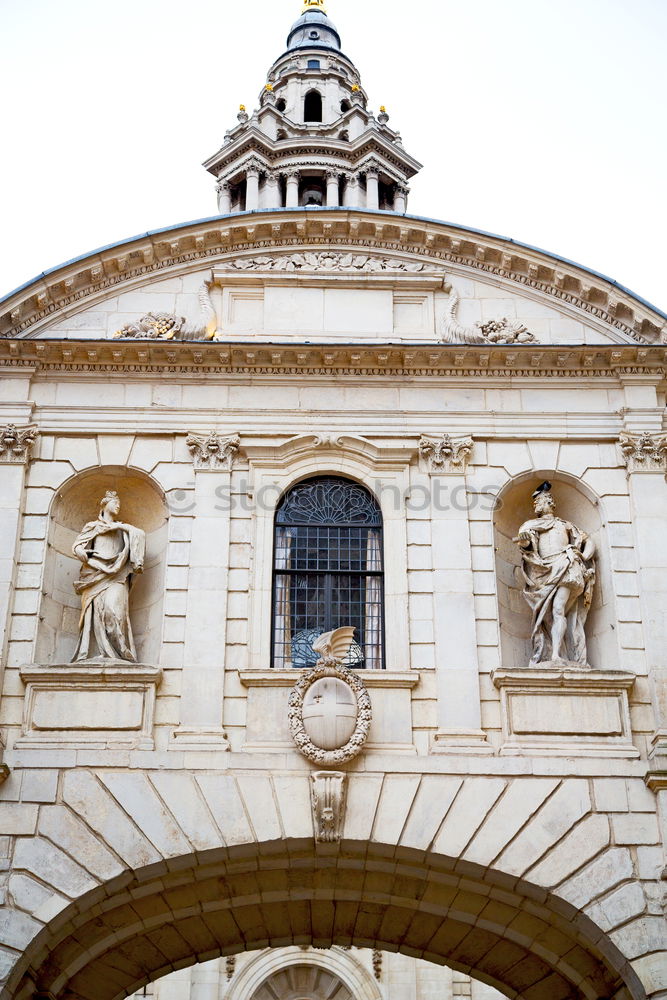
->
(515, 482), (596, 667)
(71, 491), (146, 662)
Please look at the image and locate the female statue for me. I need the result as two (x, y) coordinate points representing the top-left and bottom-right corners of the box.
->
(71, 491), (145, 662)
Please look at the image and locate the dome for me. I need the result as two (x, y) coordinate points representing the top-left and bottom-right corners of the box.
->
(286, 9), (342, 52)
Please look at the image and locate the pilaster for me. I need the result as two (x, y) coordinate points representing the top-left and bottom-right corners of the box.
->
(421, 434), (492, 754)
(171, 432), (241, 750)
(0, 423), (37, 703)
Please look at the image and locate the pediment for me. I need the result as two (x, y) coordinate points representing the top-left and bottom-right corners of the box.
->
(1, 210), (664, 347)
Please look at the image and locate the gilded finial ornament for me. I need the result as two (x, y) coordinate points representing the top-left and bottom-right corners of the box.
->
(303, 0), (327, 11)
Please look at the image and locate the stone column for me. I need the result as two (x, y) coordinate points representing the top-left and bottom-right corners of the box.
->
(366, 168), (379, 210)
(326, 171), (340, 207)
(216, 181), (231, 215)
(245, 166), (260, 211)
(171, 432), (241, 751)
(0, 424), (37, 679)
(420, 435), (492, 754)
(264, 172), (281, 209)
(395, 185), (408, 214)
(285, 170), (300, 208)
(344, 174), (359, 208)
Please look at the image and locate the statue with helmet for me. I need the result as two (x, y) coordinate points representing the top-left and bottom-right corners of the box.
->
(515, 482), (597, 667)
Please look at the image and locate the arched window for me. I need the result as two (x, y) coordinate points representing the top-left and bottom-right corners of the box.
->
(272, 477), (384, 670)
(304, 90), (323, 122)
(340, 99), (351, 113)
(276, 98), (286, 112)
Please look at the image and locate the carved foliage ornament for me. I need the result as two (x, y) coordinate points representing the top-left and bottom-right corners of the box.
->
(288, 629), (372, 766)
(187, 432), (241, 471)
(219, 252), (437, 274)
(0, 424), (38, 464)
(419, 433), (473, 474)
(619, 432), (667, 474)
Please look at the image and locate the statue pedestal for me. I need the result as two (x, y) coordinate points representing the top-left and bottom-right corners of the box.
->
(492, 666), (638, 758)
(17, 661), (162, 751)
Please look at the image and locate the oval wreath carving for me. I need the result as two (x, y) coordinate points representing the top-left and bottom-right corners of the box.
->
(288, 663), (373, 766)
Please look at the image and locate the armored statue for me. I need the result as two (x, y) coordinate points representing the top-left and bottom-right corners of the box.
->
(515, 482), (596, 667)
(71, 491), (146, 662)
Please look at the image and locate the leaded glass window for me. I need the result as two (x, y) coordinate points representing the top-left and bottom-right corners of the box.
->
(272, 477), (384, 670)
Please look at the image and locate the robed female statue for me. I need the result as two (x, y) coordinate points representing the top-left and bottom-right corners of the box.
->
(71, 490), (145, 662)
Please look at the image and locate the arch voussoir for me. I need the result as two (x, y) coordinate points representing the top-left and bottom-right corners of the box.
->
(0, 839), (647, 1000)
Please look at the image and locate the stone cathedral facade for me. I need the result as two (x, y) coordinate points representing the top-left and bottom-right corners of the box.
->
(0, 4), (666, 1000)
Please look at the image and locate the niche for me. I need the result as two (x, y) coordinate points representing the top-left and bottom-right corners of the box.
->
(493, 474), (618, 671)
(304, 89), (323, 122)
(37, 466), (168, 665)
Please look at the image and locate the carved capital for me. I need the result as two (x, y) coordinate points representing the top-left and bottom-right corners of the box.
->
(0, 423), (38, 464)
(310, 771), (347, 843)
(419, 433), (473, 474)
(216, 180), (230, 194)
(325, 169), (340, 182)
(187, 432), (241, 471)
(619, 431), (667, 474)
(283, 168), (300, 182)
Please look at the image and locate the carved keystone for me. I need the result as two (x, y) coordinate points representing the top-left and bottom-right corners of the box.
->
(311, 771), (347, 844)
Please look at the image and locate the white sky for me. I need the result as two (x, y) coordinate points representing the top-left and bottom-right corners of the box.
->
(1, 0), (665, 312)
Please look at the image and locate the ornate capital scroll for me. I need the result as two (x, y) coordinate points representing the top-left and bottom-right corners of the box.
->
(187, 432), (241, 471)
(419, 433), (473, 474)
(620, 431), (667, 474)
(0, 424), (38, 464)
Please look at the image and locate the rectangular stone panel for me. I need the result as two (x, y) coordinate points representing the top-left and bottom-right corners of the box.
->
(509, 692), (624, 736)
(32, 689), (144, 731)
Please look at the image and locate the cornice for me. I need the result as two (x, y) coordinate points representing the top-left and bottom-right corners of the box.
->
(205, 130), (420, 180)
(1, 209), (665, 344)
(0, 339), (664, 380)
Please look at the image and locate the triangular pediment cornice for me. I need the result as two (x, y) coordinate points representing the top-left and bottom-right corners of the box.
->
(1, 209), (665, 344)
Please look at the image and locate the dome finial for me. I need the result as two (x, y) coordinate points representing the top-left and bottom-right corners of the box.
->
(303, 0), (327, 11)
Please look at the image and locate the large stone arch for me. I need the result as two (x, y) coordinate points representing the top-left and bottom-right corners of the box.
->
(1, 769), (661, 1000)
(4, 841), (643, 1000)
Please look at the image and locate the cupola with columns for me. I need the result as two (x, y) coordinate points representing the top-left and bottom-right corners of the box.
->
(204, 0), (422, 215)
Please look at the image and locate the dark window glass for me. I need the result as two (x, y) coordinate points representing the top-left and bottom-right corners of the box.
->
(272, 477), (384, 670)
(307, 59), (321, 69)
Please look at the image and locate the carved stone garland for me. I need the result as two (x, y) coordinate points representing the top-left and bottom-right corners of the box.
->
(288, 662), (372, 766)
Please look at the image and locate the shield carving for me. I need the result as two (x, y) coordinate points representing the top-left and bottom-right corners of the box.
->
(302, 677), (358, 750)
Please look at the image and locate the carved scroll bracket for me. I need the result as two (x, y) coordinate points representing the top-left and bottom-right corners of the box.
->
(419, 433), (473, 475)
(311, 771), (347, 844)
(0, 423), (38, 464)
(619, 432), (667, 475)
(187, 432), (241, 472)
